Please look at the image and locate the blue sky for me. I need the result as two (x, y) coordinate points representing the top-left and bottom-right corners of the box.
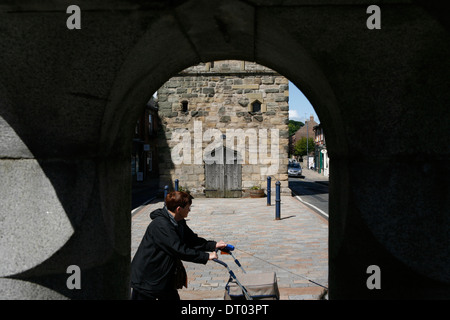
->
(288, 81), (319, 124)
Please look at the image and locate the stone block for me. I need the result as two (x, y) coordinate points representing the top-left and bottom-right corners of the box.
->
(202, 87), (215, 95)
(0, 117), (33, 158)
(220, 116), (231, 123)
(0, 159), (75, 277)
(232, 84), (259, 90)
(0, 278), (68, 300)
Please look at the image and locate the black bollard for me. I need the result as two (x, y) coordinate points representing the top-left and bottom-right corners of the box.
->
(175, 179), (179, 191)
(267, 176), (271, 206)
(275, 181), (281, 220)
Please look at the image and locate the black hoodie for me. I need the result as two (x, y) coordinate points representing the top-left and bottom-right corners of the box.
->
(130, 206), (216, 295)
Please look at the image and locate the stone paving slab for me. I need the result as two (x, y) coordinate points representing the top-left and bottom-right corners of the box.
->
(131, 196), (328, 300)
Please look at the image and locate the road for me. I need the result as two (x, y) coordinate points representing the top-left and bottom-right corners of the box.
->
(131, 173), (330, 219)
(131, 179), (159, 213)
(288, 174), (329, 219)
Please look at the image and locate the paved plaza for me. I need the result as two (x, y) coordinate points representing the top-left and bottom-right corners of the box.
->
(131, 192), (329, 300)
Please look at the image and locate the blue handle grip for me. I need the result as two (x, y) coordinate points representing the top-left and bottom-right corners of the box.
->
(222, 244), (235, 252)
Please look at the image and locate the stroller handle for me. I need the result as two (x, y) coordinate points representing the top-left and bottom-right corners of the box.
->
(215, 246), (247, 274)
(212, 248), (228, 269)
(212, 258), (228, 268)
(222, 244), (235, 252)
(212, 249), (253, 300)
(213, 249), (229, 267)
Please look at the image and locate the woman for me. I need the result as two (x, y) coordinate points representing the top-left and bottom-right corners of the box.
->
(130, 191), (227, 300)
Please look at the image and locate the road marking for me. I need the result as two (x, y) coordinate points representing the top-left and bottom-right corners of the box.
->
(131, 196), (156, 217)
(294, 194), (329, 220)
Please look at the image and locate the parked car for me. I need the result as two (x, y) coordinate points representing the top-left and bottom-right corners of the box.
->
(288, 162), (302, 177)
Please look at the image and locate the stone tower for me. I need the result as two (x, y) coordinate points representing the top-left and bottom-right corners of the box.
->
(156, 60), (290, 197)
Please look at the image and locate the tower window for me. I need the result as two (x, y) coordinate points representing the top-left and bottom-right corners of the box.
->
(251, 100), (261, 113)
(181, 101), (188, 112)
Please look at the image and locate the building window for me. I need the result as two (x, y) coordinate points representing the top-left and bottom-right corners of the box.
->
(181, 101), (188, 112)
(251, 100), (261, 113)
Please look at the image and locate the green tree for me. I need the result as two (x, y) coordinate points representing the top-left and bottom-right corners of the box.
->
(294, 137), (315, 157)
(288, 120), (304, 136)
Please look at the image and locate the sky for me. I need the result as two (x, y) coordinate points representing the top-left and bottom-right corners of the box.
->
(288, 81), (319, 124)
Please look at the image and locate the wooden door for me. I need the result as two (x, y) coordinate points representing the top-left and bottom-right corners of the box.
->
(205, 147), (241, 198)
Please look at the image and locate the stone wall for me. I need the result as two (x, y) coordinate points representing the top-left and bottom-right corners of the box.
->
(156, 60), (290, 196)
(1, 0), (448, 299)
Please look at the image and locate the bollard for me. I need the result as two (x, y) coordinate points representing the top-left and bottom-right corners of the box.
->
(164, 185), (169, 204)
(275, 181), (281, 220)
(267, 176), (271, 206)
(175, 179), (179, 191)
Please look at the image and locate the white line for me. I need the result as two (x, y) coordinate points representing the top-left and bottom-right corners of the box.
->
(131, 196), (156, 216)
(295, 195), (329, 219)
(131, 206), (143, 215)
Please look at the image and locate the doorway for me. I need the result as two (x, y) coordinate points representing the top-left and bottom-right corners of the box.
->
(204, 147), (242, 198)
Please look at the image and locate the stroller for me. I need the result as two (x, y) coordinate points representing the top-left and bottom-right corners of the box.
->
(213, 245), (280, 300)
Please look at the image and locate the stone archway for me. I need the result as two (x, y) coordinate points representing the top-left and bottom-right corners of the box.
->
(1, 1), (449, 299)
